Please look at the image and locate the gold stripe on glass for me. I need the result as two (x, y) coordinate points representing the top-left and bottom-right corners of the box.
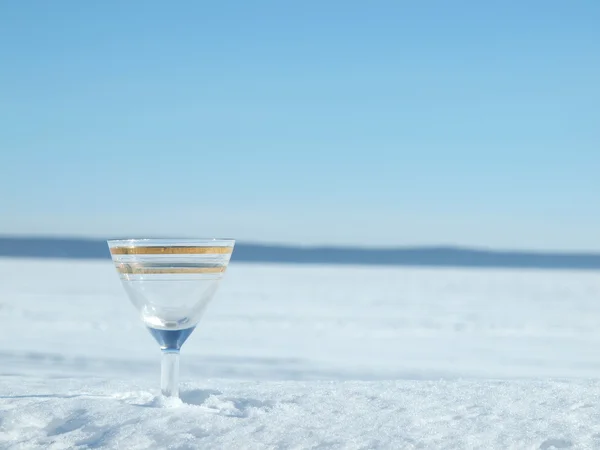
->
(110, 246), (233, 255)
(116, 265), (226, 275)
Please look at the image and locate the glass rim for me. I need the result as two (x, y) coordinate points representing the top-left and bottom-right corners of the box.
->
(107, 238), (235, 247)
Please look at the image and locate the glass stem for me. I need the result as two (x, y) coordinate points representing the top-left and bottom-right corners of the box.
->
(160, 350), (180, 397)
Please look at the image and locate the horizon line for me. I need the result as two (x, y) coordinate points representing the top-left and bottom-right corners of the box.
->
(1, 234), (599, 257)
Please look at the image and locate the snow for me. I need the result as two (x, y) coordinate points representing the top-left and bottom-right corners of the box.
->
(4, 377), (600, 449)
(1, 258), (600, 449)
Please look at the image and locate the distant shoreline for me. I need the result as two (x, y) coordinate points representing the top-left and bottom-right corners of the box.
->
(1, 235), (600, 271)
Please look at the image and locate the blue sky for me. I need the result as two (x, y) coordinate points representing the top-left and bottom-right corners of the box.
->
(1, 1), (598, 250)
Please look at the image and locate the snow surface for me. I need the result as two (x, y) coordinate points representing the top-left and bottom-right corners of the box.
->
(1, 258), (600, 449)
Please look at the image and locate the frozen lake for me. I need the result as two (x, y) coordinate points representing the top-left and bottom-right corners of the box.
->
(1, 258), (600, 448)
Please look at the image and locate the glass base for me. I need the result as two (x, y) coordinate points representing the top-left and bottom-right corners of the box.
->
(160, 350), (180, 397)
(147, 327), (196, 398)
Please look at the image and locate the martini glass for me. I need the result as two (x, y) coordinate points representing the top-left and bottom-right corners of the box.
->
(107, 238), (235, 398)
